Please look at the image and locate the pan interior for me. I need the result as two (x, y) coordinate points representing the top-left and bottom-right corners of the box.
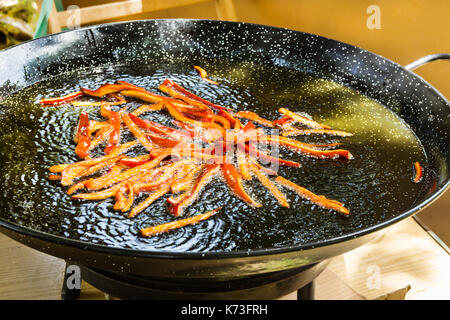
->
(0, 57), (428, 253)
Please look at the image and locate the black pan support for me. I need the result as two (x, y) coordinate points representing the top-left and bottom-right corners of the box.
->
(0, 20), (448, 280)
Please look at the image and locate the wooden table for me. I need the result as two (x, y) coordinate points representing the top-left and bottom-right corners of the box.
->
(0, 217), (448, 300)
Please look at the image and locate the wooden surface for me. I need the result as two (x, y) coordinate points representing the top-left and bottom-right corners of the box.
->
(0, 217), (448, 300)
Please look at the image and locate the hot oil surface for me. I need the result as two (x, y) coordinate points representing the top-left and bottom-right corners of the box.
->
(0, 59), (427, 252)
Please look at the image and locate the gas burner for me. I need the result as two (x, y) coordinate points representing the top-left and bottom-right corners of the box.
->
(61, 260), (329, 300)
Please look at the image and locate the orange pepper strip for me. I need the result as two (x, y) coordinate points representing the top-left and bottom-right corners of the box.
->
(161, 79), (232, 112)
(235, 111), (274, 128)
(414, 161), (423, 183)
(133, 160), (194, 193)
(140, 207), (221, 237)
(170, 165), (203, 193)
(74, 111), (91, 159)
(113, 185), (128, 211)
(249, 157), (278, 176)
(248, 163), (289, 208)
(221, 162), (261, 207)
(88, 124), (114, 152)
(48, 174), (61, 180)
(77, 155), (126, 180)
(258, 135), (351, 159)
(122, 182), (135, 212)
(77, 140), (138, 167)
(278, 108), (332, 130)
(84, 165), (123, 190)
(164, 101), (227, 138)
(128, 185), (171, 218)
(237, 142), (302, 168)
(236, 150), (252, 180)
(49, 164), (70, 173)
(40, 91), (84, 105)
(67, 182), (84, 195)
(247, 134), (341, 149)
(72, 182), (126, 200)
(58, 141), (138, 186)
(122, 113), (154, 152)
(193, 66), (219, 85)
(282, 128), (353, 137)
(119, 155), (152, 167)
(88, 149), (172, 190)
(104, 110), (121, 153)
(170, 163), (221, 216)
(80, 83), (145, 98)
(131, 102), (165, 116)
(72, 94), (126, 107)
(120, 89), (190, 110)
(128, 113), (194, 142)
(275, 176), (349, 215)
(218, 109), (238, 127)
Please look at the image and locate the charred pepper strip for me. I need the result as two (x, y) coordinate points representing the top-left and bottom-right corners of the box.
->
(74, 111), (91, 159)
(413, 161), (423, 183)
(170, 163), (221, 216)
(248, 163), (289, 208)
(139, 207), (221, 237)
(275, 176), (349, 216)
(221, 162), (261, 207)
(278, 108), (332, 130)
(39, 91), (84, 105)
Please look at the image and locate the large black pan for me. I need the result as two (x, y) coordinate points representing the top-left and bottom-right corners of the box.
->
(0, 20), (448, 280)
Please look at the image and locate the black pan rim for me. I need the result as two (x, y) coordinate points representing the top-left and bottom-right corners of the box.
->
(0, 19), (448, 260)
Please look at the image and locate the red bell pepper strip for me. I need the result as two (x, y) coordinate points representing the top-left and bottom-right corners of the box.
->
(221, 162), (261, 207)
(161, 79), (233, 112)
(237, 142), (302, 168)
(40, 91), (84, 105)
(140, 207), (221, 237)
(74, 111), (91, 159)
(119, 155), (152, 167)
(273, 115), (294, 128)
(164, 101), (227, 138)
(128, 113), (194, 142)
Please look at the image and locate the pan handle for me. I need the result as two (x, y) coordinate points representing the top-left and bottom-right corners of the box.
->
(404, 53), (450, 71)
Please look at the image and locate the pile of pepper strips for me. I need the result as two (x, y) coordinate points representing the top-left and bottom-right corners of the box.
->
(40, 74), (354, 237)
